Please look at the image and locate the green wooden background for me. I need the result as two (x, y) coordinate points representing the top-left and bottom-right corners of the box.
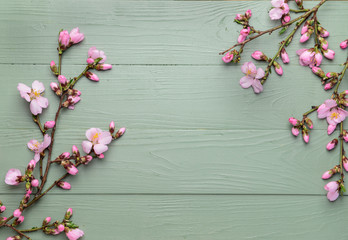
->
(1, 0), (348, 239)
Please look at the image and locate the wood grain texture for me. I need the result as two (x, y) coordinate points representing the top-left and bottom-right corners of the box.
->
(1, 195), (347, 240)
(1, 1), (348, 239)
(0, 1), (346, 65)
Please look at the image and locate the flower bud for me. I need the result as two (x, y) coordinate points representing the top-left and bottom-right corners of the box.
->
(343, 156), (348, 172)
(115, 127), (126, 138)
(300, 31), (311, 43)
(57, 181), (71, 190)
(43, 217), (51, 226)
(59, 30), (70, 48)
(343, 130), (348, 142)
(251, 51), (266, 61)
(282, 14), (290, 24)
(322, 170), (333, 180)
(58, 75), (68, 85)
(326, 72), (338, 78)
(50, 82), (59, 92)
(324, 181), (339, 192)
(340, 39), (348, 49)
(318, 26), (329, 38)
(69, 27), (84, 44)
(65, 208), (73, 220)
(318, 36), (328, 50)
(273, 62), (283, 76)
(61, 160), (78, 175)
(302, 129), (309, 143)
(222, 52), (234, 63)
(109, 121), (115, 134)
(85, 71), (99, 81)
(58, 224), (65, 232)
(50, 61), (58, 75)
(311, 67), (325, 78)
(291, 127), (299, 136)
(235, 14), (244, 21)
(327, 190), (339, 202)
(72, 145), (80, 156)
(44, 121), (56, 129)
(323, 49), (335, 60)
(98, 153), (105, 159)
(301, 24), (308, 35)
(0, 205), (6, 213)
(326, 139), (338, 151)
(280, 48), (289, 64)
(245, 9), (252, 19)
(304, 117), (313, 129)
(31, 179), (39, 187)
(13, 209), (22, 218)
(289, 117), (299, 126)
(87, 58), (95, 64)
(95, 64), (112, 70)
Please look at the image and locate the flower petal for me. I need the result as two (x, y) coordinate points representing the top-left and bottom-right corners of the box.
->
(30, 99), (43, 115)
(252, 79), (263, 94)
(255, 68), (265, 79)
(42, 134), (51, 149)
(85, 128), (100, 141)
(239, 76), (254, 88)
(241, 62), (249, 74)
(98, 132), (112, 145)
(82, 141), (93, 154)
(269, 8), (283, 20)
(271, 0), (284, 8)
(32, 80), (45, 93)
(37, 96), (49, 108)
(27, 140), (40, 151)
(93, 144), (108, 155)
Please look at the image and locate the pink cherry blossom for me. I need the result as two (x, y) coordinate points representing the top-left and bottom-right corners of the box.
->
(323, 49), (335, 60)
(326, 139), (338, 151)
(59, 30), (70, 48)
(222, 52), (234, 63)
(96, 64), (113, 71)
(289, 117), (298, 126)
(69, 27), (84, 44)
(44, 121), (55, 129)
(58, 224), (65, 232)
(324, 181), (339, 192)
(239, 62), (264, 94)
(322, 170), (333, 180)
(237, 27), (250, 43)
(58, 75), (68, 85)
(0, 206), (6, 213)
(326, 108), (348, 126)
(291, 127), (299, 136)
(13, 209), (22, 217)
(31, 179), (39, 187)
(82, 128), (112, 154)
(66, 228), (84, 240)
(17, 81), (49, 115)
(27, 134), (51, 162)
(58, 181), (71, 190)
(327, 124), (336, 135)
(280, 48), (289, 64)
(317, 99), (337, 119)
(88, 47), (107, 64)
(296, 49), (322, 68)
(251, 51), (265, 61)
(5, 169), (22, 185)
(269, 0), (289, 20)
(85, 71), (99, 81)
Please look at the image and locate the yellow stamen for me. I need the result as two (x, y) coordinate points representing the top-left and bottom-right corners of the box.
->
(92, 133), (100, 141)
(330, 112), (339, 120)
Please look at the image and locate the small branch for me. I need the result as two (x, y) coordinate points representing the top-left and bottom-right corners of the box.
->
(58, 51), (62, 75)
(290, 8), (310, 13)
(303, 106), (319, 117)
(339, 122), (345, 181)
(32, 115), (45, 135)
(5, 224), (31, 239)
(333, 59), (348, 94)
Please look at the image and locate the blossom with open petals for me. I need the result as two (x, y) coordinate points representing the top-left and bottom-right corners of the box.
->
(17, 81), (49, 115)
(82, 128), (112, 155)
(269, 0), (289, 20)
(239, 62), (264, 94)
(88, 47), (107, 64)
(296, 49), (322, 68)
(27, 134), (51, 162)
(69, 27), (84, 44)
(317, 99), (337, 118)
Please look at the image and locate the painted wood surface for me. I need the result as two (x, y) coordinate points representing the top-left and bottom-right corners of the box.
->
(1, 0), (348, 239)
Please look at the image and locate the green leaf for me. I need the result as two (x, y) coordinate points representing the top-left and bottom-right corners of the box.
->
(279, 27), (287, 35)
(234, 19), (242, 24)
(341, 185), (346, 193)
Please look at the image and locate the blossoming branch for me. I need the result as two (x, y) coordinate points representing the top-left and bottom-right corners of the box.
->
(221, 0), (332, 93)
(0, 28), (125, 240)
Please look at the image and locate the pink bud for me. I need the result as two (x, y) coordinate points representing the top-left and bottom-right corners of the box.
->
(251, 51), (264, 61)
(274, 63), (283, 76)
(13, 209), (22, 218)
(301, 25), (308, 35)
(320, 30), (329, 38)
(240, 27), (250, 37)
(69, 27), (84, 44)
(324, 181), (339, 192)
(303, 133), (309, 143)
(291, 127), (299, 136)
(58, 75), (68, 85)
(57, 181), (71, 190)
(0, 206), (6, 212)
(328, 124), (336, 135)
(326, 139), (338, 151)
(314, 52), (323, 66)
(98, 153), (105, 159)
(245, 9), (252, 18)
(45, 217), (51, 223)
(322, 170), (333, 179)
(44, 121), (56, 129)
(300, 34), (310, 43)
(323, 49), (335, 60)
(109, 121), (115, 133)
(50, 61), (55, 68)
(68, 165), (78, 175)
(59, 30), (70, 48)
(86, 155), (93, 161)
(235, 14), (243, 21)
(65, 208), (73, 220)
(58, 224), (65, 232)
(289, 117), (298, 126)
(17, 216), (24, 223)
(72, 145), (79, 155)
(96, 64), (113, 70)
(50, 82), (59, 91)
(343, 131), (348, 142)
(237, 34), (246, 43)
(118, 127), (126, 136)
(280, 49), (289, 64)
(324, 83), (333, 90)
(85, 71), (99, 81)
(340, 40), (348, 49)
(282, 15), (290, 24)
(27, 160), (36, 169)
(31, 179), (39, 187)
(326, 72), (338, 78)
(87, 58), (95, 64)
(344, 161), (348, 172)
(222, 52), (234, 63)
(311, 67), (325, 78)
(327, 190), (339, 202)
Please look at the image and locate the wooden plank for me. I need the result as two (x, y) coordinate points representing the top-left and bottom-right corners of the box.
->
(0, 194), (347, 239)
(0, 1), (346, 65)
(0, 128), (342, 195)
(1, 64), (345, 131)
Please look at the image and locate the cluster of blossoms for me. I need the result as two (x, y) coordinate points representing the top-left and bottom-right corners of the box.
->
(220, 0), (335, 94)
(1, 27), (125, 239)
